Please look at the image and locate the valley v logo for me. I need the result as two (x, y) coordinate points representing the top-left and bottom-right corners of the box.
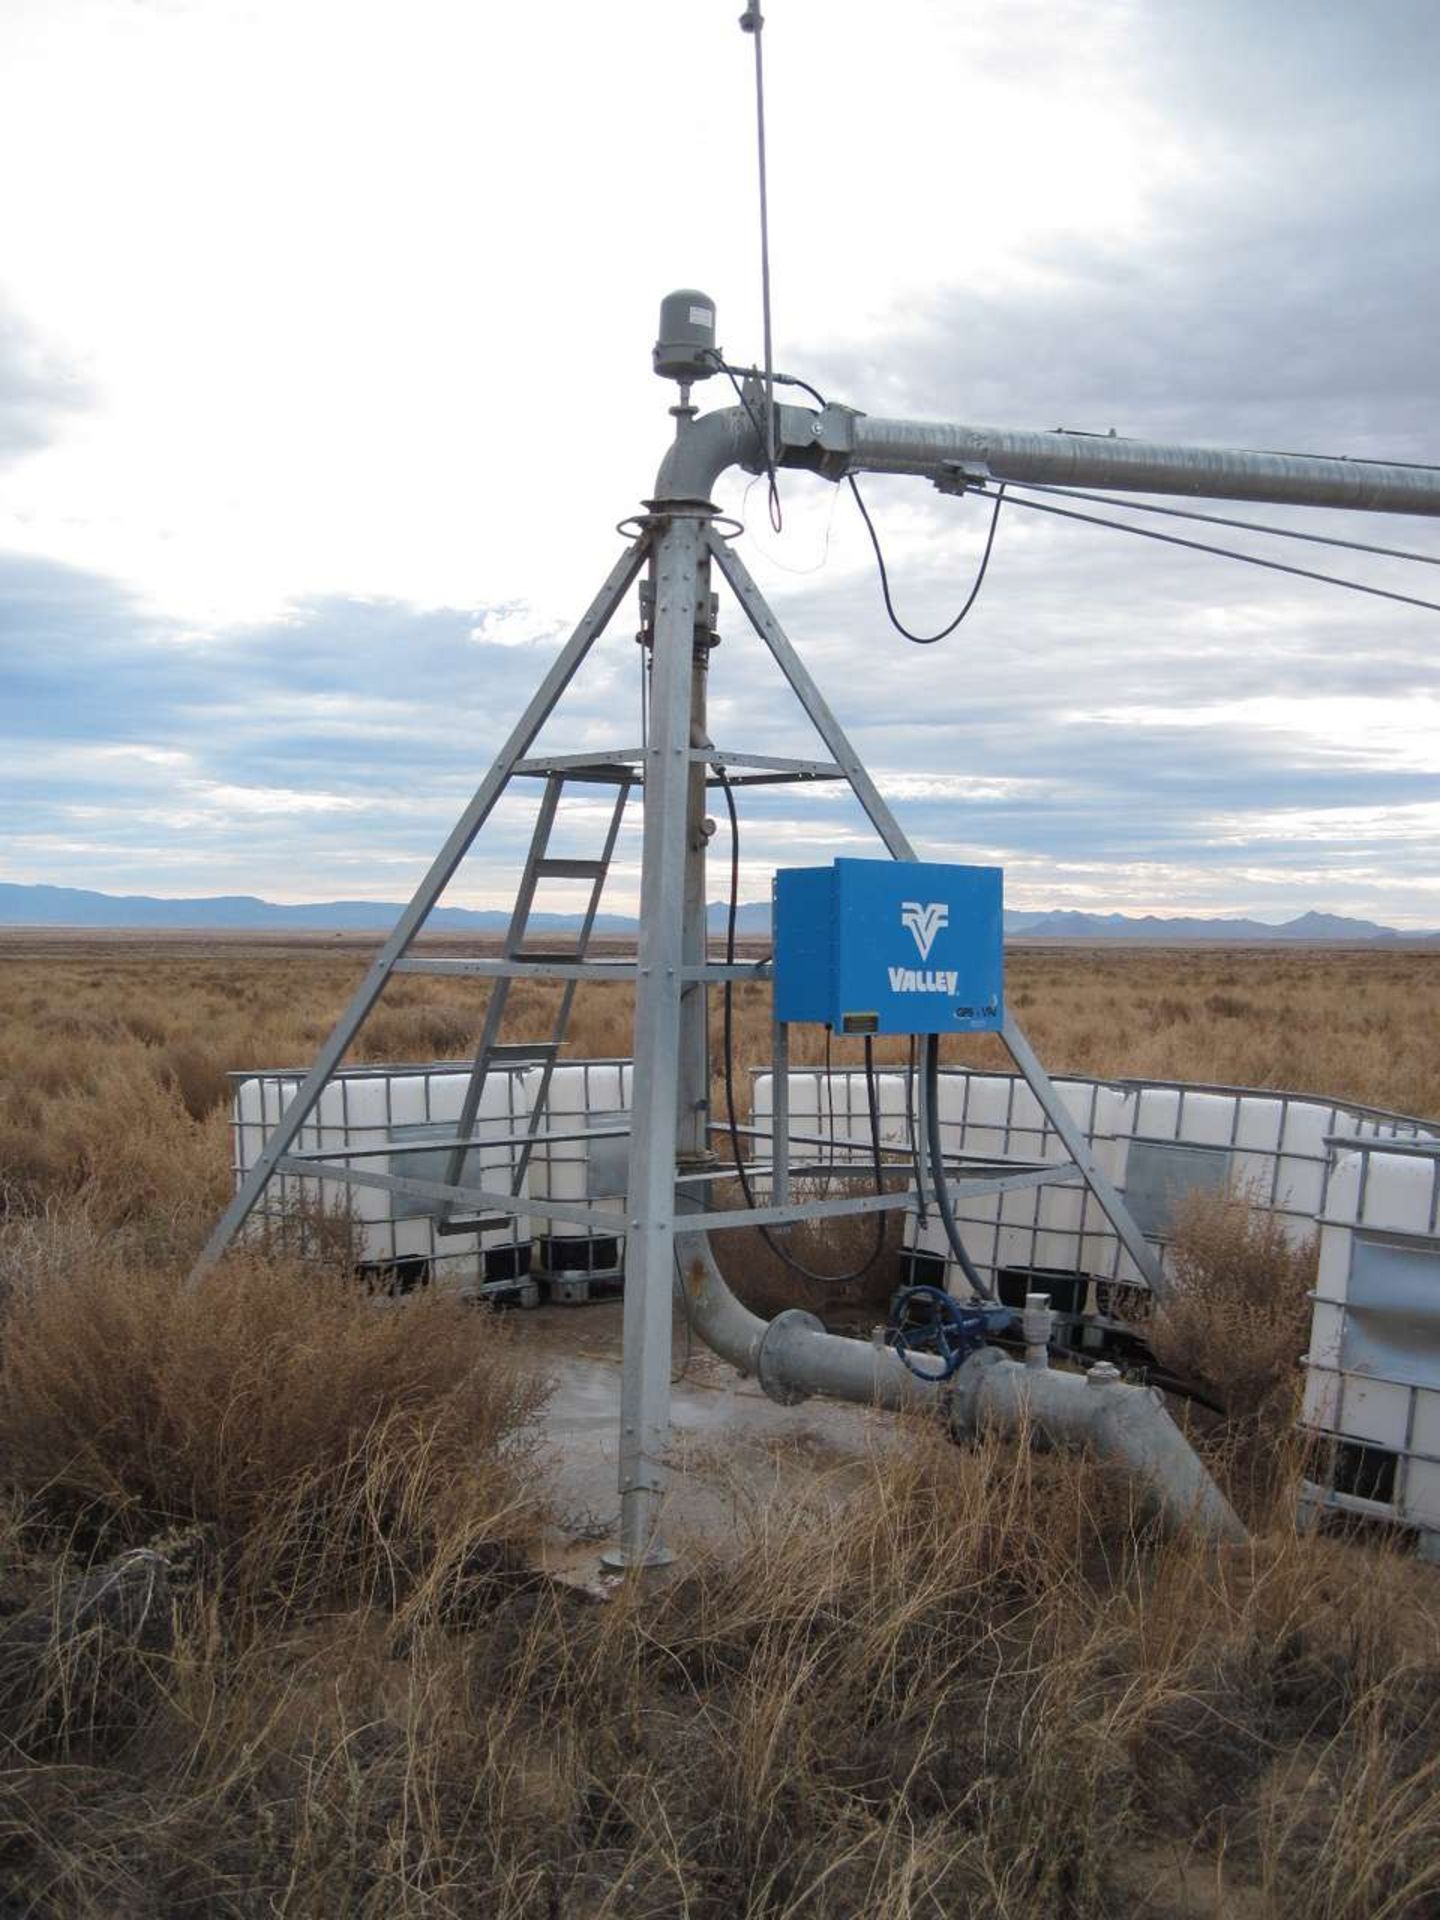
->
(890, 900), (957, 995)
(900, 900), (948, 961)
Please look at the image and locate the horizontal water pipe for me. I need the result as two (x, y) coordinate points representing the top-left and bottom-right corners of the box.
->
(650, 397), (1440, 518)
(674, 1231), (1245, 1545)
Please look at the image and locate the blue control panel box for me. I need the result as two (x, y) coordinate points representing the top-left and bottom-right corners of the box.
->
(772, 858), (1004, 1036)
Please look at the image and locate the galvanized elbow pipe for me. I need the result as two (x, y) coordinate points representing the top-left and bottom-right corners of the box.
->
(652, 406), (764, 505)
(950, 1350), (1246, 1543)
(674, 1233), (1245, 1544)
(675, 1231), (935, 1412)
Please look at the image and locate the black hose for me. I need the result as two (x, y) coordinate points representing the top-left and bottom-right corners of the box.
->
(906, 1034), (928, 1226)
(714, 762), (889, 1285)
(922, 1033), (992, 1300)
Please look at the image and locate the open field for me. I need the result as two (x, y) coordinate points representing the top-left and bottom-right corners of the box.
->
(0, 932), (1438, 1914)
(1, 934), (1435, 1239)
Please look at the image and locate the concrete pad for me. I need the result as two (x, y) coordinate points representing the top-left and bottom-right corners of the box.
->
(511, 1299), (897, 1585)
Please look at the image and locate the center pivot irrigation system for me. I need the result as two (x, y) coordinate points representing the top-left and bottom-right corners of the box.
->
(192, 281), (1440, 1567)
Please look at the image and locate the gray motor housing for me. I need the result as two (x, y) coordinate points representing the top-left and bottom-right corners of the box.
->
(653, 289), (718, 383)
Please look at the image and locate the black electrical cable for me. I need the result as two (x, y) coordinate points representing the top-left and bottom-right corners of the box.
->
(712, 357), (830, 415)
(849, 475), (1007, 643)
(713, 360), (1008, 648)
(714, 761), (890, 1284)
(770, 369), (829, 409)
(638, 627), (648, 752)
(922, 1032), (992, 1300)
(1001, 479), (1440, 569)
(906, 1034), (928, 1226)
(707, 353), (776, 492)
(722, 361), (830, 409)
(986, 487), (1440, 617)
(822, 1023), (837, 1198)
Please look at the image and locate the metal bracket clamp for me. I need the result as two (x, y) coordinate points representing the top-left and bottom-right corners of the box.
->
(933, 458), (994, 496)
(635, 577), (719, 650)
(773, 400), (863, 482)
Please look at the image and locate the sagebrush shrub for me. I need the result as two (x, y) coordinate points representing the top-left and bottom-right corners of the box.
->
(0, 1254), (550, 1609)
(1149, 1183), (1317, 1428)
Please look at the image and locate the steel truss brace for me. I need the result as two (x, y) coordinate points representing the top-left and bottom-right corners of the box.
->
(706, 529), (1167, 1299)
(189, 534), (652, 1279)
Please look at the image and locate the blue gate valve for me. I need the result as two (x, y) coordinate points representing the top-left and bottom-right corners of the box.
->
(887, 1285), (1014, 1382)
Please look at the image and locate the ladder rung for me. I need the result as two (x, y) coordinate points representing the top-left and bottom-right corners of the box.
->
(514, 753), (642, 783)
(393, 956), (637, 979)
(532, 858), (608, 880)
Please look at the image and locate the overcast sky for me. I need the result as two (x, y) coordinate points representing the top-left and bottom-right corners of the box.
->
(2, 0), (1437, 924)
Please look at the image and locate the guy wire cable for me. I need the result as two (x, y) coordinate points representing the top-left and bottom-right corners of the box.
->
(983, 486), (1440, 616)
(999, 479), (1440, 568)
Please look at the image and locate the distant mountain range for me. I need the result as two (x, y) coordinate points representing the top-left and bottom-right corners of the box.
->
(1, 883), (1433, 944)
(1003, 907), (1428, 943)
(0, 882), (636, 936)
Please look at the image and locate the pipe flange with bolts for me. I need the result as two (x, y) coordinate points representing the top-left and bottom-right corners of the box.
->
(756, 1308), (825, 1406)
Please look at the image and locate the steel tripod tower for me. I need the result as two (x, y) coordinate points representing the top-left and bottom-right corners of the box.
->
(195, 292), (1440, 1568)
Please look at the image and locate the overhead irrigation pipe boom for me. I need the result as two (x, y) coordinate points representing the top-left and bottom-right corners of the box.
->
(654, 390), (1440, 518)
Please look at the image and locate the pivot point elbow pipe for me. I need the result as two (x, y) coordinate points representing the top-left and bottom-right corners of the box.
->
(676, 1232), (1245, 1545)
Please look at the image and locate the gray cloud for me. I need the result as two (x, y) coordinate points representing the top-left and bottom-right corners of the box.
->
(3, 2), (1438, 925)
(0, 306), (87, 466)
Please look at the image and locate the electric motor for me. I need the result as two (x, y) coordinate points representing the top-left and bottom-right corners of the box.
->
(653, 289), (718, 383)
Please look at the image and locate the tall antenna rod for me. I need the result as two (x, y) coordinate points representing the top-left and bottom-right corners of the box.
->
(740, 2), (780, 529)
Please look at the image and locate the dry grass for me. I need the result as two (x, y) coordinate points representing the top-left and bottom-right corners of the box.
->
(1, 930), (1432, 1245)
(1139, 1186), (1320, 1525)
(0, 932), (1439, 1913)
(1151, 1186), (1318, 1428)
(0, 1247), (550, 1617)
(712, 1176), (906, 1325)
(0, 1421), (1437, 1915)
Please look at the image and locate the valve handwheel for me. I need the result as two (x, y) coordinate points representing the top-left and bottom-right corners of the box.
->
(887, 1284), (1013, 1382)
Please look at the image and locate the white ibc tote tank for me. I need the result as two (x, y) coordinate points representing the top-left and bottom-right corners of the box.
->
(1302, 1143), (1440, 1549)
(907, 1071), (1135, 1296)
(230, 1063), (534, 1294)
(751, 1067), (914, 1188)
(528, 1060), (634, 1287)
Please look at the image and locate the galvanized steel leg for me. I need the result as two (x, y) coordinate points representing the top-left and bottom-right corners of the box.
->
(609, 515), (708, 1568)
(189, 538), (650, 1282)
(709, 534), (915, 860)
(1001, 1016), (1167, 1297)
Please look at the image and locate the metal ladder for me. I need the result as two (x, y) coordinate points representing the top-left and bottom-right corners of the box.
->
(436, 769), (635, 1231)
